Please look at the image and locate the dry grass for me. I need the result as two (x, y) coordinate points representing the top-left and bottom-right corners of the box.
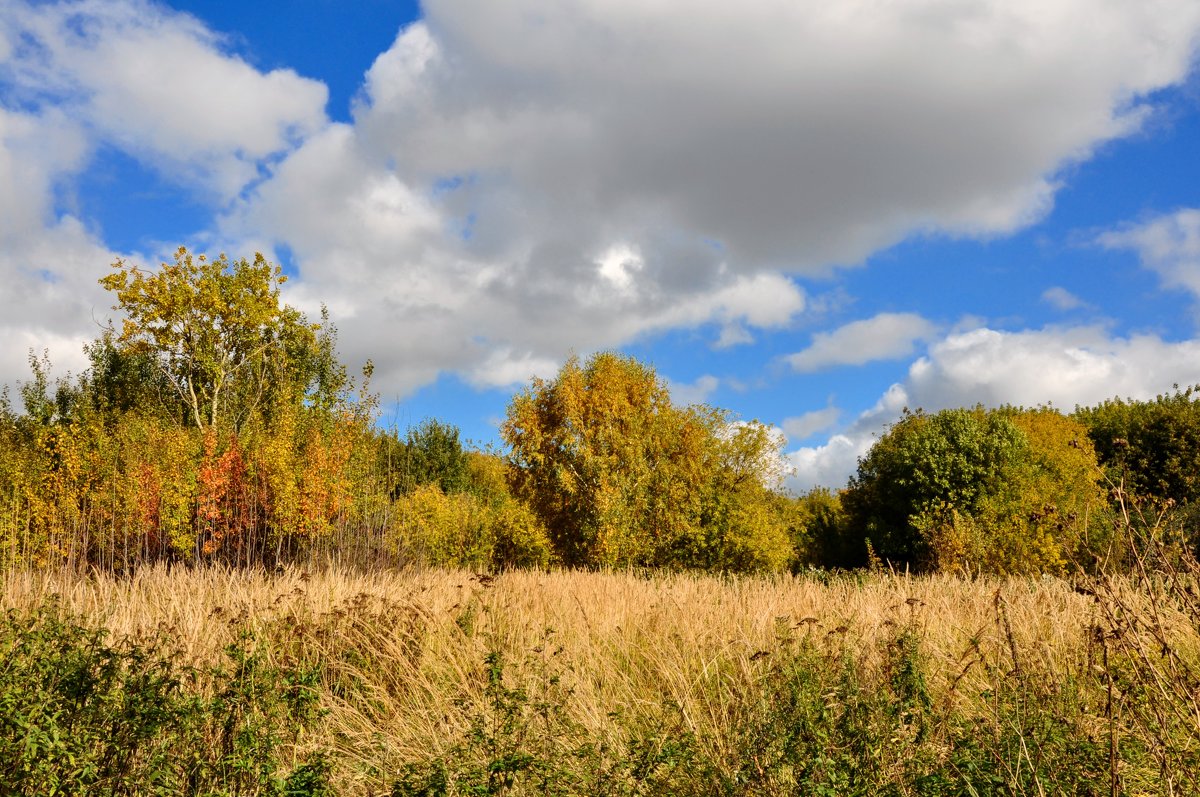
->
(3, 565), (1197, 794)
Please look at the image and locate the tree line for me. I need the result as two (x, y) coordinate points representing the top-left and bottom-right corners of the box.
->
(1, 248), (1197, 574)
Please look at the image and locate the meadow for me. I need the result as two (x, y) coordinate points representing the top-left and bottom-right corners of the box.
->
(3, 561), (1198, 795)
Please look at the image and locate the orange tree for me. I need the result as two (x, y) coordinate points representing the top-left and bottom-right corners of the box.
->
(93, 248), (366, 564)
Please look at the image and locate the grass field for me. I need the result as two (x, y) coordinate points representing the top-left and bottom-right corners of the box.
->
(2, 564), (1198, 795)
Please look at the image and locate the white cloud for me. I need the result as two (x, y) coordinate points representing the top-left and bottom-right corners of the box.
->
(0, 106), (87, 236)
(0, 104), (117, 383)
(904, 326), (1200, 410)
(782, 407), (842, 443)
(467, 348), (560, 390)
(786, 383), (909, 492)
(0, 0), (331, 393)
(786, 313), (935, 372)
(667, 374), (720, 406)
(596, 244), (643, 293)
(2, 0), (327, 199)
(789, 434), (872, 495)
(357, 0), (1200, 268)
(222, 0), (1200, 397)
(216, 0), (1200, 396)
(1041, 286), (1088, 311)
(221, 122), (809, 395)
(1099, 208), (1200, 298)
(4, 0), (1200, 404)
(785, 325), (1200, 491)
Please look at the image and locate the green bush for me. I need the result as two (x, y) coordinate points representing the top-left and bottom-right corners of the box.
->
(0, 602), (333, 796)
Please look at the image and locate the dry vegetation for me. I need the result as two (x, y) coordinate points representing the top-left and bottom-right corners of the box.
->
(3, 564), (1198, 794)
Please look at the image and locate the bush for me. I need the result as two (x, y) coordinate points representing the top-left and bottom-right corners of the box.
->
(0, 602), (333, 796)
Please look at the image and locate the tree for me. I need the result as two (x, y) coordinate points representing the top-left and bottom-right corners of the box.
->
(1075, 386), (1200, 507)
(841, 406), (1104, 574)
(501, 352), (790, 570)
(842, 407), (1026, 568)
(100, 247), (318, 432)
(975, 408), (1106, 573)
(1075, 386), (1200, 554)
(392, 419), (472, 497)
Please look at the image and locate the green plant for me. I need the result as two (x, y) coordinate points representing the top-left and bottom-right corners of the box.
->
(0, 603), (335, 796)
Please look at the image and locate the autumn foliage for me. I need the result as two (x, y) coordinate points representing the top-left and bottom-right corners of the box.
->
(2, 249), (1199, 575)
(502, 352), (794, 570)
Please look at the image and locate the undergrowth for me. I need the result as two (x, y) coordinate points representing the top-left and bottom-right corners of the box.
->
(1, 558), (1198, 796)
(0, 601), (332, 796)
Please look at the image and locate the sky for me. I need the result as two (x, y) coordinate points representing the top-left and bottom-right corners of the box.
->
(3, 0), (1200, 493)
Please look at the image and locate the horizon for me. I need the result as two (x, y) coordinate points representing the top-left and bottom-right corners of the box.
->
(2, 0), (1200, 492)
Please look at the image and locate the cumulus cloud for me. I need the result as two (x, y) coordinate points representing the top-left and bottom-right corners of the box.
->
(221, 121), (809, 396)
(667, 374), (720, 406)
(1099, 208), (1200, 298)
(0, 103), (117, 386)
(903, 326), (1200, 410)
(358, 0), (1198, 266)
(228, 0), (1200, 396)
(0, 0), (332, 392)
(5, 0), (1200, 403)
(785, 326), (1200, 491)
(786, 313), (936, 372)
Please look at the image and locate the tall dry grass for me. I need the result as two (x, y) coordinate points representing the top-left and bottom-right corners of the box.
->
(10, 564), (1191, 794)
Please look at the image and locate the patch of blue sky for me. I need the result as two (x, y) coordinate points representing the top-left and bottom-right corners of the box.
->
(432, 175), (472, 196)
(272, 243), (299, 280)
(68, 145), (211, 256)
(165, 0), (421, 122)
(383, 373), (511, 449)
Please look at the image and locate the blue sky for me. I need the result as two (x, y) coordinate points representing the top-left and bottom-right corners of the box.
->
(3, 0), (1200, 491)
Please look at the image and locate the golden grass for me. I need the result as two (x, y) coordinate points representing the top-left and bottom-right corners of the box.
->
(2, 565), (1195, 793)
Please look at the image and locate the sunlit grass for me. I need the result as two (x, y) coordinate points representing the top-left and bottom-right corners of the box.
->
(2, 564), (1197, 794)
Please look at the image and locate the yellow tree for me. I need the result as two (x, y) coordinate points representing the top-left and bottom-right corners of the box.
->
(100, 247), (317, 433)
(502, 352), (790, 569)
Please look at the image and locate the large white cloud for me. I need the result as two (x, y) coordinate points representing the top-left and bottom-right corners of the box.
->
(356, 0), (1199, 268)
(219, 0), (1200, 397)
(0, 0), (330, 394)
(4, 0), (1200, 405)
(220, 121), (809, 396)
(0, 103), (113, 387)
(786, 325), (1200, 492)
(904, 326), (1200, 409)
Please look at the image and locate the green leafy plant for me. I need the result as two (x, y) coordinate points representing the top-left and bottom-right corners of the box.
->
(0, 603), (334, 796)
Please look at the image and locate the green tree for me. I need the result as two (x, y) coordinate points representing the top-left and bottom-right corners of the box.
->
(791, 486), (848, 570)
(842, 407), (1026, 568)
(1075, 386), (1200, 507)
(100, 247), (318, 432)
(393, 418), (472, 497)
(1075, 386), (1200, 555)
(841, 406), (1103, 574)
